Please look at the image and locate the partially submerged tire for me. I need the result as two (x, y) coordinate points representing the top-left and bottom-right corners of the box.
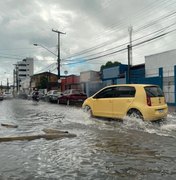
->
(127, 109), (143, 120)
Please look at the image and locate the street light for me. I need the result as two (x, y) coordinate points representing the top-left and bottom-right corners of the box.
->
(33, 39), (65, 89)
(34, 43), (58, 90)
(33, 44), (57, 57)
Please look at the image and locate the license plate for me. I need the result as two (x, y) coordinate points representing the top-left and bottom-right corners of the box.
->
(78, 99), (83, 102)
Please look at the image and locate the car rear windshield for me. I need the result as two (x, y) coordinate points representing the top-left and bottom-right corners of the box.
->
(53, 91), (59, 94)
(144, 86), (164, 97)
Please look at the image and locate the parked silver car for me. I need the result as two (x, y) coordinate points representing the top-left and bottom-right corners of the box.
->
(46, 90), (61, 103)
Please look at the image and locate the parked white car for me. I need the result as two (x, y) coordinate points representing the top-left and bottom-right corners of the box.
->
(46, 90), (61, 103)
(3, 92), (13, 99)
(0, 92), (3, 100)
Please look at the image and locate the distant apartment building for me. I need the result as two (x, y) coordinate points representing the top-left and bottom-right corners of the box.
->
(14, 58), (34, 92)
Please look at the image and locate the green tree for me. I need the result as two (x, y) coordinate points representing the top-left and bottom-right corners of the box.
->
(38, 76), (48, 89)
(100, 61), (121, 71)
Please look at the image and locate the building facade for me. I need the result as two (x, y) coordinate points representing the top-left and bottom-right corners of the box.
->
(101, 64), (128, 85)
(31, 72), (58, 91)
(15, 57), (34, 92)
(80, 70), (102, 96)
(61, 75), (81, 92)
(145, 49), (176, 104)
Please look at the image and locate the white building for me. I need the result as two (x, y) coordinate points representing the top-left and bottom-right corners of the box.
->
(145, 49), (176, 104)
(20, 77), (31, 94)
(80, 70), (100, 82)
(80, 70), (103, 97)
(15, 58), (34, 92)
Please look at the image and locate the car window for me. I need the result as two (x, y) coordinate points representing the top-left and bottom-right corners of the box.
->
(94, 87), (116, 98)
(47, 91), (52, 95)
(145, 86), (164, 97)
(115, 86), (136, 98)
(53, 91), (59, 94)
(63, 90), (68, 95)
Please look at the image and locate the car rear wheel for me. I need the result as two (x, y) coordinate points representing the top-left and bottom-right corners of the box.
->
(127, 109), (143, 120)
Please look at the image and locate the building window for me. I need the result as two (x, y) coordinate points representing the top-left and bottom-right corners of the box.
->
(18, 64), (26, 66)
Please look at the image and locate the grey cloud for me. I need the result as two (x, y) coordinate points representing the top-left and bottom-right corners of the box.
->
(0, 0), (175, 84)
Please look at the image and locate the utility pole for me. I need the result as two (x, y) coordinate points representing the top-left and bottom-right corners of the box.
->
(16, 65), (19, 93)
(127, 45), (131, 84)
(128, 26), (133, 66)
(7, 78), (9, 92)
(13, 69), (15, 96)
(1, 81), (2, 92)
(127, 26), (133, 84)
(52, 29), (66, 88)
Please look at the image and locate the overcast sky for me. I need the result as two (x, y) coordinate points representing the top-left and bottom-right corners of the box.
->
(1, 0), (176, 85)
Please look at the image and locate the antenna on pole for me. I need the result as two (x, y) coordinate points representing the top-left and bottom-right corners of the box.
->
(128, 26), (133, 66)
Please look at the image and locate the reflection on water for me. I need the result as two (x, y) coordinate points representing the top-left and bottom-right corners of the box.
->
(0, 99), (176, 179)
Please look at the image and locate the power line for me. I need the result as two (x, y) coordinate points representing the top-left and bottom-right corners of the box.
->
(0, 55), (22, 60)
(63, 0), (176, 59)
(63, 21), (176, 62)
(34, 62), (57, 74)
(33, 1), (176, 72)
(64, 9), (176, 60)
(63, 27), (176, 66)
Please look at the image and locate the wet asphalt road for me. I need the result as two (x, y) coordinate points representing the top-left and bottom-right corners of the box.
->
(0, 99), (176, 180)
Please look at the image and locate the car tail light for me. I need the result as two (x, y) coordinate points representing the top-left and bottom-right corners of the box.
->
(146, 95), (151, 106)
(163, 94), (166, 104)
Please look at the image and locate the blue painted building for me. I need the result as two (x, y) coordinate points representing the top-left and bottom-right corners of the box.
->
(101, 64), (128, 85)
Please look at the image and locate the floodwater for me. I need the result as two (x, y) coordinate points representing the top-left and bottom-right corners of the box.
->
(0, 99), (176, 180)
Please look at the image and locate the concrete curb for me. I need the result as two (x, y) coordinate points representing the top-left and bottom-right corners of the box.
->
(0, 127), (76, 142)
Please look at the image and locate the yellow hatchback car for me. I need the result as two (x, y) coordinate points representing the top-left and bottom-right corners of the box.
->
(82, 84), (168, 121)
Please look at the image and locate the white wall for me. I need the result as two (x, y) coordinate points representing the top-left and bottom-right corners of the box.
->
(26, 57), (34, 76)
(20, 77), (31, 94)
(163, 85), (175, 103)
(145, 49), (176, 104)
(80, 71), (100, 82)
(145, 49), (176, 77)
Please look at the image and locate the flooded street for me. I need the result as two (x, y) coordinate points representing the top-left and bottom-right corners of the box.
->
(0, 99), (176, 179)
